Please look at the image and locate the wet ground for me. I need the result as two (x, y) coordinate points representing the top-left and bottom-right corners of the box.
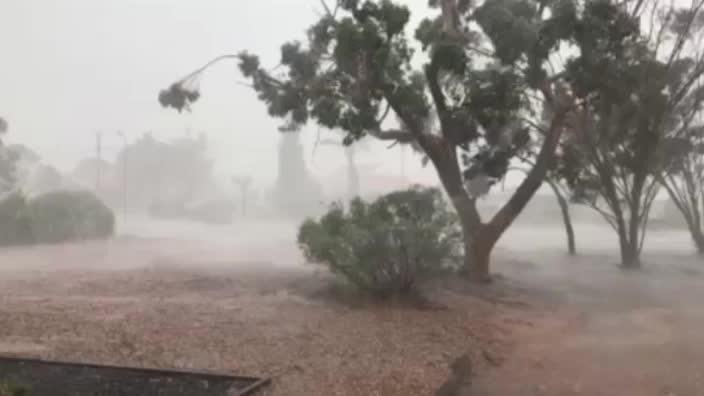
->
(0, 215), (702, 395)
(470, 224), (704, 396)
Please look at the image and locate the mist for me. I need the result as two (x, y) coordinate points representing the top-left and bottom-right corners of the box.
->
(2, 1), (704, 396)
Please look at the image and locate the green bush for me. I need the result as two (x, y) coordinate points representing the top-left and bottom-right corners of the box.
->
(26, 190), (115, 244)
(0, 192), (33, 246)
(0, 380), (29, 396)
(298, 186), (462, 297)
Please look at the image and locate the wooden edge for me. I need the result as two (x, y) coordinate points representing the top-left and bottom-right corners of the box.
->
(235, 377), (273, 396)
(0, 354), (266, 384)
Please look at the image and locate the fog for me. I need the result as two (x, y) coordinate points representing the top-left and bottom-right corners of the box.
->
(0, 0), (447, 191)
(2, 1), (704, 396)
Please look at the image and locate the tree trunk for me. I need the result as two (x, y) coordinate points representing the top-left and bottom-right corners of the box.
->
(620, 237), (641, 269)
(547, 179), (576, 255)
(690, 205), (704, 256)
(482, 109), (569, 259)
(559, 194), (577, 256)
(693, 228), (704, 255)
(686, 198), (704, 256)
(659, 175), (704, 256)
(409, 87), (568, 282)
(420, 137), (492, 281)
(684, 218), (704, 255)
(465, 225), (495, 283)
(624, 178), (645, 269)
(618, 213), (641, 269)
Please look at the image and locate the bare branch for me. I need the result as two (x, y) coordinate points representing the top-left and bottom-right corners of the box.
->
(586, 200), (620, 231)
(319, 0), (340, 20)
(177, 54), (241, 84)
(666, 0), (704, 68)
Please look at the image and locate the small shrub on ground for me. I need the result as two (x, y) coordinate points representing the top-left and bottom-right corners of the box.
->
(298, 186), (462, 297)
(0, 380), (29, 396)
(26, 190), (115, 244)
(0, 192), (33, 246)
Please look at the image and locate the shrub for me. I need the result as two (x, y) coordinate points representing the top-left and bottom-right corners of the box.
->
(0, 192), (33, 246)
(298, 186), (462, 297)
(0, 380), (29, 396)
(26, 190), (115, 244)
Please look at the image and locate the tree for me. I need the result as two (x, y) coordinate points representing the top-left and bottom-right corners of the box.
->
(0, 117), (17, 194)
(115, 132), (215, 208)
(510, 165), (577, 255)
(232, 175), (253, 216)
(656, 1), (704, 255)
(5, 144), (40, 191)
(314, 131), (371, 200)
(158, 0), (608, 281)
(662, 125), (704, 254)
(25, 165), (64, 196)
(556, 0), (704, 268)
(273, 132), (325, 217)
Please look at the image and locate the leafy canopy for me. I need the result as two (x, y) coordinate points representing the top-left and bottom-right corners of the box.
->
(555, 0), (704, 197)
(159, 0), (598, 186)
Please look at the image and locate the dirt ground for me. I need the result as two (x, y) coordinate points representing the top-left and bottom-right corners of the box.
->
(0, 218), (703, 395)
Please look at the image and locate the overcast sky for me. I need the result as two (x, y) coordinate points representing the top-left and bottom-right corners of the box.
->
(0, 0), (443, 190)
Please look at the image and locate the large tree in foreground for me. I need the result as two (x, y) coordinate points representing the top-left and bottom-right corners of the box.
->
(158, 0), (609, 281)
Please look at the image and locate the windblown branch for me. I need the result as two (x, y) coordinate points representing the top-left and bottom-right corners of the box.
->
(176, 54), (242, 85)
(368, 128), (415, 143)
(489, 105), (570, 234)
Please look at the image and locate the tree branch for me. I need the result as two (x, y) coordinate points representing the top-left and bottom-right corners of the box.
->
(586, 200), (619, 232)
(319, 0), (340, 20)
(177, 54), (242, 85)
(488, 105), (570, 235)
(368, 128), (415, 143)
(425, 64), (448, 116)
(376, 102), (392, 125)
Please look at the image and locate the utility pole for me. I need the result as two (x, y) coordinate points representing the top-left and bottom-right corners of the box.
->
(117, 131), (128, 222)
(232, 175), (252, 217)
(95, 132), (102, 193)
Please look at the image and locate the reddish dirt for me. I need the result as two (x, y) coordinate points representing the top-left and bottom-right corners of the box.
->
(468, 249), (704, 396)
(1, 220), (704, 395)
(0, 238), (515, 396)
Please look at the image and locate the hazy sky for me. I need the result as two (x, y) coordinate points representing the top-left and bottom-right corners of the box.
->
(0, 0), (440, 190)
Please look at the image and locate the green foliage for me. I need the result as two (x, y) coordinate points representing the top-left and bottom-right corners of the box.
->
(158, 83), (200, 113)
(0, 193), (33, 246)
(0, 380), (29, 396)
(557, 0), (704, 195)
(159, 0), (605, 193)
(160, 0), (672, 273)
(546, 0), (704, 266)
(0, 121), (18, 193)
(26, 190), (115, 244)
(298, 187), (461, 296)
